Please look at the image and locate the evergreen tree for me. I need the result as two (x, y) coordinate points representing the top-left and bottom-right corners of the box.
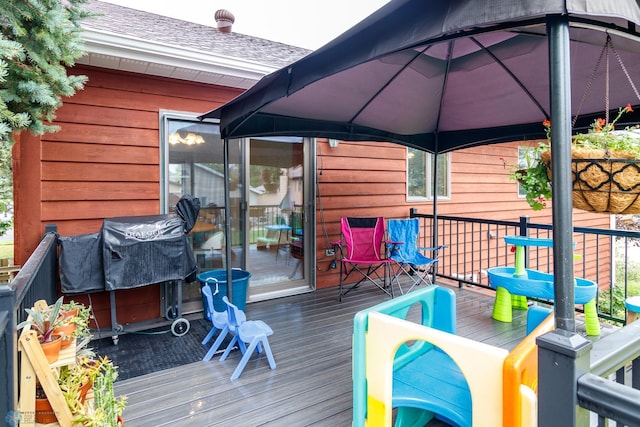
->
(0, 0), (91, 232)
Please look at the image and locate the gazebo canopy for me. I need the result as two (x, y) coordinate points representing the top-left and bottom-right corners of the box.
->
(201, 0), (640, 153)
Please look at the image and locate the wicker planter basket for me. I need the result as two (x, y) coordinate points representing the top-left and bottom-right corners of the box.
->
(541, 148), (640, 214)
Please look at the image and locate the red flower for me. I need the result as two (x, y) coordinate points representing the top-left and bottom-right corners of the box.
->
(625, 103), (634, 113)
(510, 246), (516, 253)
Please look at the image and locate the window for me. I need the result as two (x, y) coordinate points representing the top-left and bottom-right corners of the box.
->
(407, 148), (450, 201)
(161, 114), (224, 212)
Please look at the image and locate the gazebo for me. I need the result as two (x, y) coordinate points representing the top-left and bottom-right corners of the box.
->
(201, 1), (640, 424)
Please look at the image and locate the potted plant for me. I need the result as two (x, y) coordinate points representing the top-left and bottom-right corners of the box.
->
(510, 142), (552, 210)
(34, 354), (126, 426)
(56, 300), (93, 348)
(58, 356), (101, 414)
(73, 356), (127, 427)
(512, 104), (640, 213)
(17, 296), (66, 362)
(60, 300), (81, 319)
(34, 383), (58, 424)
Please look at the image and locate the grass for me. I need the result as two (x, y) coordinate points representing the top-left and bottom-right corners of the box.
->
(0, 240), (14, 260)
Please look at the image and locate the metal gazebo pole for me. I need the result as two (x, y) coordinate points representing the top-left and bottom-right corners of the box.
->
(223, 137), (233, 302)
(548, 13), (576, 333)
(431, 147), (439, 283)
(538, 14), (593, 427)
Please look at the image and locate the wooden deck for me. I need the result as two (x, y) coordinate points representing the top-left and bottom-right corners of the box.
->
(114, 280), (538, 426)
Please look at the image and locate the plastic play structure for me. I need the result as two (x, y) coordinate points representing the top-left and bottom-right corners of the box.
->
(487, 236), (600, 336)
(353, 286), (554, 427)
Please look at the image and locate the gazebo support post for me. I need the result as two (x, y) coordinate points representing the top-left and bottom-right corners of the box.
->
(223, 138), (233, 302)
(537, 14), (592, 427)
(548, 13), (576, 334)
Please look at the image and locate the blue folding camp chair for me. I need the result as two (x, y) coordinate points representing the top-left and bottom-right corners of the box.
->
(387, 218), (446, 294)
(332, 217), (394, 301)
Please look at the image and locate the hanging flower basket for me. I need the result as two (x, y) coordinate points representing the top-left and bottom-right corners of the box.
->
(526, 36), (640, 214)
(540, 147), (640, 214)
(514, 104), (640, 214)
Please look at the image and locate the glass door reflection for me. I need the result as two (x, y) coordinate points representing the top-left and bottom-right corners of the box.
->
(244, 137), (309, 300)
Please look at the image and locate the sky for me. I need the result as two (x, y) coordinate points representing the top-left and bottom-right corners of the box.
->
(100, 0), (391, 50)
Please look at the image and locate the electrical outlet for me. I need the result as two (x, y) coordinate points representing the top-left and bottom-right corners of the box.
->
(325, 248), (335, 257)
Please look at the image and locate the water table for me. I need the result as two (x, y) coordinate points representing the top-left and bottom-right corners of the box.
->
(487, 236), (600, 336)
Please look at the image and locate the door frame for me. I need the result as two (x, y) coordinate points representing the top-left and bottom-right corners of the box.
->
(239, 136), (316, 302)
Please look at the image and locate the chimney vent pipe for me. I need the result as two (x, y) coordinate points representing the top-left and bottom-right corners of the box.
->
(215, 9), (235, 33)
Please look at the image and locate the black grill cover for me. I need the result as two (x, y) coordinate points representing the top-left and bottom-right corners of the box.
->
(175, 194), (200, 234)
(102, 215), (196, 290)
(59, 232), (105, 294)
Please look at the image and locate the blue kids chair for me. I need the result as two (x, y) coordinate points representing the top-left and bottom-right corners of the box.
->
(220, 296), (276, 380)
(201, 284), (231, 361)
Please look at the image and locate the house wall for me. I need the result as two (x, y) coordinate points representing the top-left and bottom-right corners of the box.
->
(13, 66), (242, 327)
(313, 140), (611, 289)
(14, 65), (611, 326)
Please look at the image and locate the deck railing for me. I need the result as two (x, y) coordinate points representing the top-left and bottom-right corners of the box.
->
(537, 321), (640, 426)
(410, 209), (638, 325)
(576, 322), (640, 425)
(410, 209), (640, 425)
(0, 226), (58, 423)
(249, 204), (303, 243)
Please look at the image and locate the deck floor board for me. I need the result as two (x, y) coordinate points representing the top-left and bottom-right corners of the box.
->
(115, 281), (605, 426)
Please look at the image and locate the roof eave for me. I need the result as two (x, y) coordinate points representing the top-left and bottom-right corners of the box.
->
(77, 27), (279, 89)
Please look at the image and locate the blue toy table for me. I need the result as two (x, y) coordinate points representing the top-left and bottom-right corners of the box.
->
(487, 236), (599, 336)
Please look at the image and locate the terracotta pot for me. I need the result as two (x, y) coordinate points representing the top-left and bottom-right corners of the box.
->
(54, 323), (76, 349)
(40, 334), (62, 363)
(35, 397), (57, 424)
(60, 308), (79, 319)
(78, 378), (92, 404)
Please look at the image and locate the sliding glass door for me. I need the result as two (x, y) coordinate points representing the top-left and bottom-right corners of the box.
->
(242, 137), (314, 302)
(162, 112), (314, 312)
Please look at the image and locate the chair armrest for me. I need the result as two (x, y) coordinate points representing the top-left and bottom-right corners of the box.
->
(386, 240), (404, 256)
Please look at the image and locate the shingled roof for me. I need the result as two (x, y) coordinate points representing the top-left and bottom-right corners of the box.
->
(78, 0), (311, 88)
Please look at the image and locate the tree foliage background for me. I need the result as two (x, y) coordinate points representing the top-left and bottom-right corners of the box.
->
(0, 0), (90, 235)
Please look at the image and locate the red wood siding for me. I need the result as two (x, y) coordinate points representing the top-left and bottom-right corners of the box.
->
(14, 66), (242, 326)
(313, 140), (611, 289)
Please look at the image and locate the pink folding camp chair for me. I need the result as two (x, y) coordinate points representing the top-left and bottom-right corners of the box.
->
(332, 217), (394, 301)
